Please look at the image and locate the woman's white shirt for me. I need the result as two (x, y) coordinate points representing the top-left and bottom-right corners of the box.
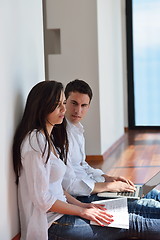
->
(19, 130), (66, 240)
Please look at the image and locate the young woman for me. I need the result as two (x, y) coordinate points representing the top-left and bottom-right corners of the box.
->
(13, 80), (160, 240)
(12, 81), (117, 240)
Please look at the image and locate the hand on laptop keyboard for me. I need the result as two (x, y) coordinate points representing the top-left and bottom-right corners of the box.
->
(104, 181), (137, 193)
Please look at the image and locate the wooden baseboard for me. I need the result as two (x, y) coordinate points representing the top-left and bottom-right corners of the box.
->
(124, 127), (128, 132)
(86, 133), (126, 163)
(86, 155), (103, 162)
(12, 233), (20, 240)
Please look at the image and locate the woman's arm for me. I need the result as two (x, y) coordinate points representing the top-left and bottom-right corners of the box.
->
(64, 190), (106, 210)
(49, 198), (114, 226)
(64, 190), (87, 207)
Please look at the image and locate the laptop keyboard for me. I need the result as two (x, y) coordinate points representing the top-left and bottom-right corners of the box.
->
(117, 191), (136, 197)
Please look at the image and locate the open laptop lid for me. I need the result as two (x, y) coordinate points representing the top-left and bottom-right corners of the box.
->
(97, 170), (160, 199)
(141, 170), (160, 196)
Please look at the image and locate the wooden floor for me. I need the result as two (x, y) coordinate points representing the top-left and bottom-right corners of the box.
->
(88, 129), (160, 188)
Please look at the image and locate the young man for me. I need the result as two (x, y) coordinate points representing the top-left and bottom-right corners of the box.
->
(62, 79), (160, 239)
(62, 79), (135, 199)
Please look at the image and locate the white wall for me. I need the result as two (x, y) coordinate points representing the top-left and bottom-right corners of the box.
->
(0, 1), (45, 239)
(46, 0), (101, 154)
(46, 0), (126, 155)
(97, 0), (125, 153)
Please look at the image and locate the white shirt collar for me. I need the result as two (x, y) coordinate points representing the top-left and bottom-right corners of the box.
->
(66, 119), (84, 134)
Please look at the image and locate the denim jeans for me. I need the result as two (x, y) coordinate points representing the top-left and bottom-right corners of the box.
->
(48, 189), (160, 240)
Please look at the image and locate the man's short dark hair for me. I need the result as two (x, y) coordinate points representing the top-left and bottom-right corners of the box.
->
(65, 79), (93, 102)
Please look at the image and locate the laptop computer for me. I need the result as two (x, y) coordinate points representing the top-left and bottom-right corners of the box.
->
(97, 170), (160, 199)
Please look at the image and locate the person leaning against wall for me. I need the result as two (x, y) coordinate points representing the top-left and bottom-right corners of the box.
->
(62, 79), (160, 239)
(13, 80), (137, 240)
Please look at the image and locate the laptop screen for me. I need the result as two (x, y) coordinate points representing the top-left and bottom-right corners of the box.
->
(142, 171), (160, 196)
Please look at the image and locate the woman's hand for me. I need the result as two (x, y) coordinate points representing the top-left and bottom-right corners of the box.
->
(79, 205), (114, 226)
(77, 202), (114, 226)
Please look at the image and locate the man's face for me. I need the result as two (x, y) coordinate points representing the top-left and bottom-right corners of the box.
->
(65, 91), (90, 124)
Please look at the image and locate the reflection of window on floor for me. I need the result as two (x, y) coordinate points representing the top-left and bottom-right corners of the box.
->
(133, 0), (160, 126)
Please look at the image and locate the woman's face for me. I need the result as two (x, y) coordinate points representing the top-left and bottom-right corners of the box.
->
(46, 91), (66, 128)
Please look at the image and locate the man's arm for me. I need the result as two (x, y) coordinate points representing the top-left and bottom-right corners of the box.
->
(102, 174), (135, 187)
(62, 162), (95, 196)
(81, 160), (106, 182)
(91, 181), (136, 194)
(66, 124), (135, 195)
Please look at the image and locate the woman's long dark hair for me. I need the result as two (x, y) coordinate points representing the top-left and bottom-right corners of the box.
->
(13, 80), (68, 184)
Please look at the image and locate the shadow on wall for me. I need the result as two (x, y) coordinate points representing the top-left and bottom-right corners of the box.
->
(13, 91), (24, 129)
(9, 91), (24, 237)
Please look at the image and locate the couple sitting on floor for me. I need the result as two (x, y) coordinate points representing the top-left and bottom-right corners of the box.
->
(13, 79), (160, 240)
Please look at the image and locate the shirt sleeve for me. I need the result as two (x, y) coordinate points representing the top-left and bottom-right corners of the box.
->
(62, 162), (94, 196)
(81, 160), (105, 182)
(22, 150), (56, 213)
(65, 126), (105, 195)
(80, 134), (105, 182)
